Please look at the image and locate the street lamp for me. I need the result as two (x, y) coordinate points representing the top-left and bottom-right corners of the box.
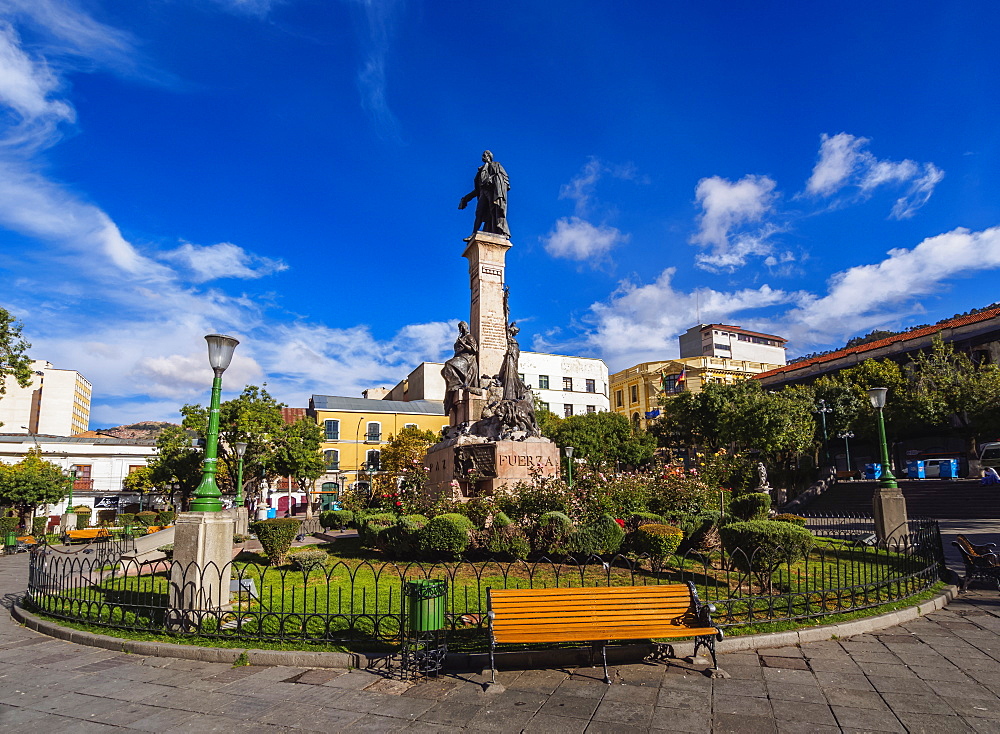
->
(190, 334), (240, 512)
(813, 400), (833, 467)
(867, 388), (897, 490)
(564, 446), (574, 488)
(837, 431), (854, 476)
(868, 387), (908, 542)
(233, 441), (248, 507)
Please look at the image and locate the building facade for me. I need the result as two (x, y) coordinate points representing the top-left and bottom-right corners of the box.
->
(0, 433), (156, 522)
(0, 360), (92, 436)
(610, 356), (785, 430)
(679, 324), (787, 365)
(378, 352), (611, 418)
(308, 395), (449, 507)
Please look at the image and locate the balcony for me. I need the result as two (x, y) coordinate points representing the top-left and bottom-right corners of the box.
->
(73, 478), (94, 491)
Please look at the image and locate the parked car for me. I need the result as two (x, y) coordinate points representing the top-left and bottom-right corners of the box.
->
(980, 442), (1000, 471)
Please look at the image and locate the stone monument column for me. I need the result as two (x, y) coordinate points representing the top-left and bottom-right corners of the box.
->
(463, 231), (511, 381)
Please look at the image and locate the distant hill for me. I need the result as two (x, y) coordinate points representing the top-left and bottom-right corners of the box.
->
(77, 421), (178, 441)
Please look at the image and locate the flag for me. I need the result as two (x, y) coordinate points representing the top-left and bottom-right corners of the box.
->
(645, 409), (661, 419)
(677, 367), (687, 385)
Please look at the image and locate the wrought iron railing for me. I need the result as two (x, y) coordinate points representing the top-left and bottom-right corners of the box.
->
(23, 516), (945, 650)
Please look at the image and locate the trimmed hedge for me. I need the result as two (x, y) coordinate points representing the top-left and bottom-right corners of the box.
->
(626, 512), (666, 532)
(319, 510), (354, 530)
(773, 513), (807, 527)
(635, 523), (684, 560)
(0, 517), (19, 534)
(75, 512), (90, 530)
(135, 511), (159, 527)
(377, 517), (426, 559)
(729, 492), (771, 522)
(359, 513), (398, 547)
(116, 513), (136, 527)
(291, 549), (329, 573)
(419, 513), (474, 559)
(157, 511), (176, 526)
(481, 521), (530, 560)
(531, 511), (574, 557)
(31, 517), (47, 537)
(569, 513), (625, 557)
(719, 520), (814, 588)
(250, 518), (302, 566)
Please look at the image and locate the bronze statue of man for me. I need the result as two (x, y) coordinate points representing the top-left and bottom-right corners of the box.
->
(459, 150), (510, 238)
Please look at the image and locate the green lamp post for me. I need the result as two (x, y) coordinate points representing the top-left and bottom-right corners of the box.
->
(868, 388), (897, 490)
(190, 334), (240, 512)
(234, 441), (248, 507)
(564, 446), (574, 488)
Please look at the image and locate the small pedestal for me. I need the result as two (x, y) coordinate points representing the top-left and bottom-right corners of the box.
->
(873, 489), (909, 544)
(234, 507), (250, 537)
(168, 511), (235, 627)
(60, 513), (76, 534)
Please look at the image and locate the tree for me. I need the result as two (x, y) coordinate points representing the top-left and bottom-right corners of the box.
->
(271, 417), (326, 515)
(368, 425), (438, 512)
(0, 448), (72, 527)
(908, 335), (1000, 456)
(719, 382), (815, 456)
(181, 385), (287, 511)
(837, 358), (918, 442)
(121, 466), (157, 495)
(146, 426), (204, 510)
(0, 308), (33, 428)
(550, 411), (656, 469)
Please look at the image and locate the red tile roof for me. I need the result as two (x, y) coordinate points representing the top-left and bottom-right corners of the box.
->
(754, 306), (1000, 380)
(281, 407), (308, 424)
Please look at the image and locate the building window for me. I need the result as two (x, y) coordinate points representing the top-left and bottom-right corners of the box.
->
(564, 404), (573, 417)
(585, 379), (596, 393)
(539, 401), (549, 412)
(323, 450), (340, 471)
(324, 419), (340, 440)
(127, 465), (144, 474)
(563, 377), (573, 391)
(72, 464), (92, 490)
(538, 375), (549, 389)
(366, 422), (381, 442)
(632, 412), (641, 428)
(615, 389), (623, 407)
(404, 423), (417, 430)
(366, 449), (381, 471)
(586, 405), (596, 414)
(662, 374), (682, 393)
(714, 343), (730, 351)
(630, 385), (638, 403)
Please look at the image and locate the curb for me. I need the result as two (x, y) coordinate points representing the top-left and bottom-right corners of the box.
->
(12, 583), (958, 671)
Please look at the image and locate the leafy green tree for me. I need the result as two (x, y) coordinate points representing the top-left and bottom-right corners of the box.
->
(121, 466), (157, 496)
(0, 308), (33, 428)
(366, 426), (437, 513)
(146, 425), (203, 510)
(181, 385), (286, 510)
(271, 417), (326, 514)
(908, 335), (1000, 456)
(532, 393), (563, 437)
(837, 358), (918, 442)
(550, 411), (655, 469)
(0, 448), (72, 527)
(719, 381), (815, 456)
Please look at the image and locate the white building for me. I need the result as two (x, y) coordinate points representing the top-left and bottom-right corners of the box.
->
(0, 360), (92, 436)
(678, 324), (787, 365)
(0, 434), (156, 521)
(379, 352), (611, 418)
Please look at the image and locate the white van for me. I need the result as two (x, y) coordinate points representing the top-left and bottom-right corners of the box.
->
(981, 443), (1000, 471)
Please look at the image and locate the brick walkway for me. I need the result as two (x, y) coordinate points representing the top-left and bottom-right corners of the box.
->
(3, 554), (1000, 732)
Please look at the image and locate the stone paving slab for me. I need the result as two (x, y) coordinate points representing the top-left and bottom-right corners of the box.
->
(6, 553), (1000, 731)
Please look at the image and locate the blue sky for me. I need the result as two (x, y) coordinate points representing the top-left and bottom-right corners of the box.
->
(1, 0), (999, 428)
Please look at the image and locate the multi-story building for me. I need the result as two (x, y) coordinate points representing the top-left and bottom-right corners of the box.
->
(0, 433), (156, 522)
(308, 395), (449, 508)
(379, 353), (611, 418)
(679, 324), (787, 365)
(0, 360), (92, 436)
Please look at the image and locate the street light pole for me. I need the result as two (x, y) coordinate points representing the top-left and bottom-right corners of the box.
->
(564, 446), (575, 488)
(837, 431), (854, 476)
(868, 387), (907, 542)
(190, 334), (239, 512)
(234, 441), (248, 506)
(813, 400), (832, 468)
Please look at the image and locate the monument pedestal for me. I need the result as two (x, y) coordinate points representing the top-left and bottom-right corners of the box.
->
(234, 507), (250, 537)
(463, 232), (511, 380)
(60, 513), (76, 534)
(168, 511), (234, 626)
(425, 436), (560, 501)
(873, 489), (909, 544)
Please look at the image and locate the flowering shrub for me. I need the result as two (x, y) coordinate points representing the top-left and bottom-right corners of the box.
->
(634, 523), (684, 561)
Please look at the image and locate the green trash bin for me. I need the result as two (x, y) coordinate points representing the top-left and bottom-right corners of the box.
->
(405, 579), (446, 633)
(3, 531), (16, 548)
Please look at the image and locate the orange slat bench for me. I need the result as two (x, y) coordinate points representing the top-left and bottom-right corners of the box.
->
(486, 582), (723, 684)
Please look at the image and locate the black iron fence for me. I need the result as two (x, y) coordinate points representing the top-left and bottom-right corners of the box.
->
(23, 516), (945, 650)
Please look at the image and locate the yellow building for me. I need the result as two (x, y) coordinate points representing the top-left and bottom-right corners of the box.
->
(308, 395), (448, 508)
(609, 357), (783, 430)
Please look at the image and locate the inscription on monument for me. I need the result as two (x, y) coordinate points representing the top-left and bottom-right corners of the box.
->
(497, 453), (556, 468)
(455, 444), (497, 479)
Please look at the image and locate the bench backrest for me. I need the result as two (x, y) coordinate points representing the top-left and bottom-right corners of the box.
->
(488, 583), (703, 644)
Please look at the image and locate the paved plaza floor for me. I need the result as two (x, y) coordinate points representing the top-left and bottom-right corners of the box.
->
(2, 553), (1000, 732)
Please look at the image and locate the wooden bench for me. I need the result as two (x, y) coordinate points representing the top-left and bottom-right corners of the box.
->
(953, 535), (1000, 591)
(486, 582), (723, 684)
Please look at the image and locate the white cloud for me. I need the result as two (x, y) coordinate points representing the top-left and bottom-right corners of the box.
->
(346, 0), (404, 142)
(543, 217), (627, 261)
(805, 133), (943, 218)
(690, 174), (777, 270)
(208, 0), (282, 16)
(161, 242), (288, 282)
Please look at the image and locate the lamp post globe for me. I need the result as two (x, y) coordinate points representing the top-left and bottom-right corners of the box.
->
(190, 334), (240, 512)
